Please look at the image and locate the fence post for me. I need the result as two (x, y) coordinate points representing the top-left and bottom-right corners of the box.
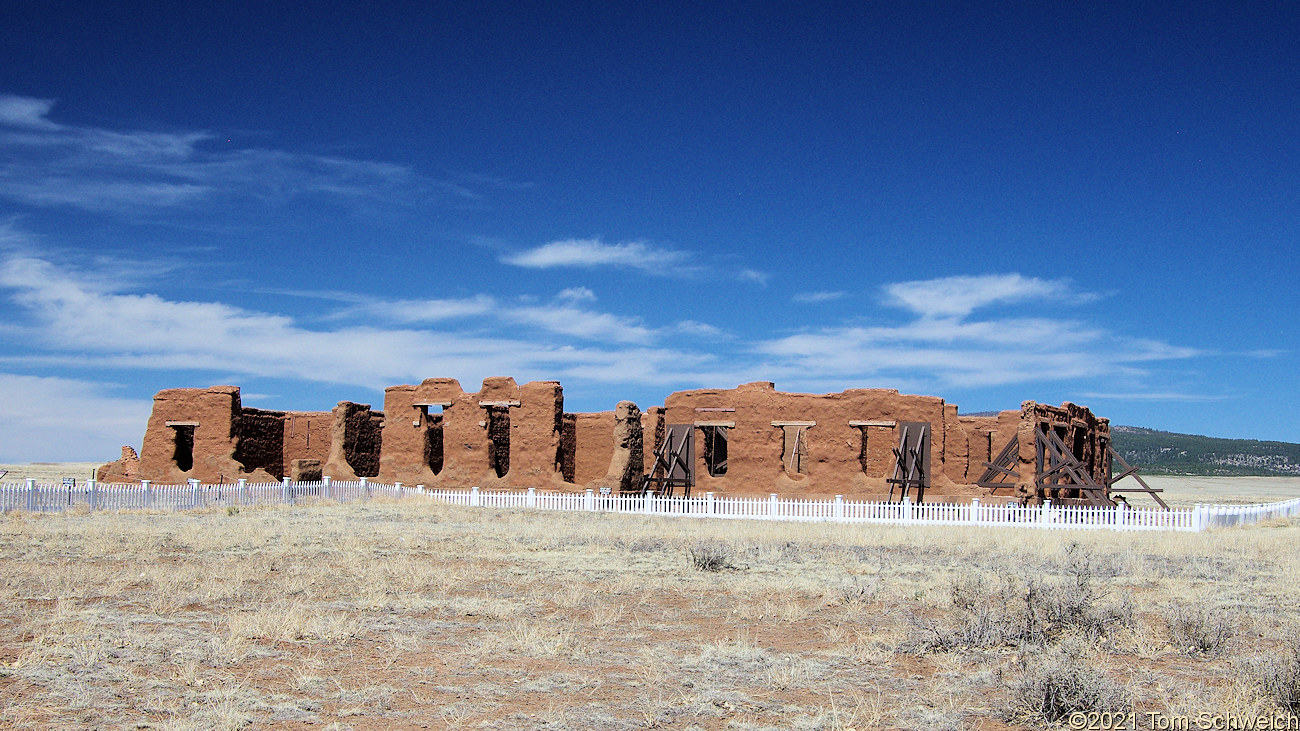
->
(645, 491), (654, 514)
(236, 478), (245, 506)
(361, 476), (369, 500)
(970, 497), (980, 526)
(189, 478), (201, 509)
(87, 479), (98, 512)
(585, 489), (594, 511)
(395, 482), (404, 500)
(527, 487), (536, 508)
(323, 475), (332, 500)
(282, 476), (293, 506)
(470, 485), (479, 507)
(834, 494), (844, 520)
(706, 491), (715, 516)
(25, 478), (36, 512)
(143, 480), (152, 509)
(1040, 499), (1051, 526)
(1115, 501), (1127, 530)
(769, 493), (779, 520)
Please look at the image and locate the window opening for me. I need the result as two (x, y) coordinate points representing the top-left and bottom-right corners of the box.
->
(171, 425), (195, 472)
(700, 425), (728, 476)
(775, 423), (811, 474)
(486, 405), (510, 478)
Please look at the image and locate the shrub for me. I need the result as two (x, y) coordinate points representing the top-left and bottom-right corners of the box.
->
(1007, 642), (1131, 726)
(687, 541), (737, 572)
(1246, 629), (1300, 714)
(1165, 604), (1233, 656)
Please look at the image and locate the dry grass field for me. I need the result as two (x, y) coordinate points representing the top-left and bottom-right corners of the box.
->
(2, 491), (1299, 730)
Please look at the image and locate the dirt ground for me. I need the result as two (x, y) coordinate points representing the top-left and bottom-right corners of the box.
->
(1116, 475), (1300, 507)
(1, 493), (1298, 730)
(0, 463), (103, 485)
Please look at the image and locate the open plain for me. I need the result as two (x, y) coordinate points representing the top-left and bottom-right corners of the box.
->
(1, 474), (1299, 730)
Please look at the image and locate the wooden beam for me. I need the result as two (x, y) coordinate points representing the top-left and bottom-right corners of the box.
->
(849, 420), (896, 428)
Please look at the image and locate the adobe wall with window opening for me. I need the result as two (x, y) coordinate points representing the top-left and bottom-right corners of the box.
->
(103, 378), (1111, 504)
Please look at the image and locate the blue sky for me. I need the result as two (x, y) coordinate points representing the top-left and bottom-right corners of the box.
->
(2, 2), (1297, 461)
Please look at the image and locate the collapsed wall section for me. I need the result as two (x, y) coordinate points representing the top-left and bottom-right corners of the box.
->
(322, 402), (383, 480)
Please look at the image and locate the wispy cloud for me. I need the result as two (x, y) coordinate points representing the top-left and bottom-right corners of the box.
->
(738, 268), (769, 285)
(793, 290), (846, 303)
(0, 224), (1208, 433)
(0, 245), (682, 387)
(753, 276), (1195, 390)
(883, 273), (1091, 318)
(676, 320), (725, 337)
(332, 295), (497, 324)
(0, 373), (152, 461)
(501, 238), (690, 272)
(0, 93), (466, 214)
(508, 305), (654, 345)
(1078, 392), (1231, 402)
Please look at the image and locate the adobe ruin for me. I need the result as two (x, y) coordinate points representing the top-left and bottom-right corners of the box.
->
(100, 378), (1122, 505)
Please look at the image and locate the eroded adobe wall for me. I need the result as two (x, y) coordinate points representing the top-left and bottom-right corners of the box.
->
(379, 377), (567, 488)
(280, 411), (331, 479)
(115, 379), (1114, 502)
(508, 381), (564, 485)
(559, 414), (577, 483)
(1014, 401), (1113, 504)
(322, 402), (383, 480)
(136, 386), (250, 484)
(234, 408), (287, 480)
(585, 402), (644, 493)
(663, 381), (972, 499)
(571, 411), (615, 485)
(641, 406), (665, 476)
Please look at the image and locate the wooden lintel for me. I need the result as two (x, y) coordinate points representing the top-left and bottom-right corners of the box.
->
(695, 407), (736, 412)
(165, 421), (200, 427)
(412, 401), (453, 407)
(849, 420), (896, 428)
(478, 400), (521, 408)
(771, 421), (815, 427)
(694, 421), (735, 428)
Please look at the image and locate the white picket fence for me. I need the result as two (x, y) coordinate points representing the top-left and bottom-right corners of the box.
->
(3, 478), (1298, 532)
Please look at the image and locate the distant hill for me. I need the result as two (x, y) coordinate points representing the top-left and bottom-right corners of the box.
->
(1110, 426), (1300, 476)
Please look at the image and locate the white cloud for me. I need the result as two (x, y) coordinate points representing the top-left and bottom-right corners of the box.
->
(0, 247), (679, 390)
(754, 315), (1198, 389)
(883, 273), (1082, 318)
(335, 295), (496, 324)
(676, 320), (724, 337)
(0, 226), (1209, 455)
(507, 305), (654, 345)
(793, 291), (846, 303)
(1078, 392), (1230, 402)
(502, 238), (689, 272)
(557, 286), (596, 303)
(0, 373), (152, 461)
(0, 95), (61, 129)
(0, 93), (460, 213)
(738, 268), (769, 285)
